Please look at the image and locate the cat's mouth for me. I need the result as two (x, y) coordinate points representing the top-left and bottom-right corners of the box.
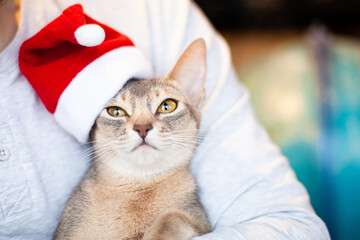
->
(131, 142), (158, 152)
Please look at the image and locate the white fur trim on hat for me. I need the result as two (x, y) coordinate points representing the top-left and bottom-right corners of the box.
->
(54, 47), (153, 142)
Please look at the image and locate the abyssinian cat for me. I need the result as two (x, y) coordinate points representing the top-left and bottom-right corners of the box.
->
(54, 39), (210, 240)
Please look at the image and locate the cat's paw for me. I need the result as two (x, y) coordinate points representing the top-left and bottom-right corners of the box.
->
(142, 210), (199, 240)
(142, 232), (168, 240)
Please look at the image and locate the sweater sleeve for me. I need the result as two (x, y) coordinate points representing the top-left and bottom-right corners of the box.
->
(150, 1), (331, 239)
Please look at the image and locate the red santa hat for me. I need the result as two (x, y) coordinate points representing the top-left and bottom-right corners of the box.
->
(19, 4), (153, 143)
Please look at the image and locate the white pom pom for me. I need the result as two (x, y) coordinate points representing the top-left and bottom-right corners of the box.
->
(74, 24), (105, 47)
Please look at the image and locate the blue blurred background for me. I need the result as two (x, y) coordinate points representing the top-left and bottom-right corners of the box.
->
(194, 0), (360, 239)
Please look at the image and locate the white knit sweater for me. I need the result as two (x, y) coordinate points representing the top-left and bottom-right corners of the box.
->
(0, 0), (330, 239)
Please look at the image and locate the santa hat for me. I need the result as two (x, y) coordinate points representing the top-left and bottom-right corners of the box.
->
(19, 4), (153, 143)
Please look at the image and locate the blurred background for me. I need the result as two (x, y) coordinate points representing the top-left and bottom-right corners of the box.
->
(194, 0), (360, 239)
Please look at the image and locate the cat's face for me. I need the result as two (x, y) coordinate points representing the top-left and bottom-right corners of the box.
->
(92, 78), (200, 177)
(91, 39), (207, 178)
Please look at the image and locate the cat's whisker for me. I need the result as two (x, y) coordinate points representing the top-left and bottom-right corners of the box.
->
(87, 137), (117, 144)
(164, 128), (207, 136)
(91, 149), (119, 165)
(166, 145), (193, 156)
(169, 128), (199, 132)
(168, 136), (202, 142)
(167, 141), (196, 148)
(161, 136), (197, 142)
(167, 143), (200, 149)
(181, 133), (206, 140)
(85, 148), (115, 163)
(92, 145), (116, 156)
(169, 140), (201, 146)
(169, 141), (202, 148)
(161, 132), (202, 138)
(162, 129), (199, 134)
(82, 146), (115, 159)
(94, 137), (131, 147)
(86, 158), (100, 169)
(167, 138), (201, 143)
(115, 139), (142, 150)
(171, 134), (199, 138)
(83, 140), (113, 150)
(163, 133), (197, 138)
(83, 139), (122, 159)
(88, 143), (118, 156)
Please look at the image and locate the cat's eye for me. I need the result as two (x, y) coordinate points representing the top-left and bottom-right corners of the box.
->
(107, 107), (127, 117)
(157, 99), (177, 114)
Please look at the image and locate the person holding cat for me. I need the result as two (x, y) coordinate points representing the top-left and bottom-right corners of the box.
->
(0, 0), (330, 239)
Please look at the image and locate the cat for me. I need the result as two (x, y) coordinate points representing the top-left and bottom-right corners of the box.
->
(53, 39), (211, 240)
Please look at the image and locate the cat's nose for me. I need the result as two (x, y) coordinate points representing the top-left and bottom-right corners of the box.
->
(133, 123), (153, 139)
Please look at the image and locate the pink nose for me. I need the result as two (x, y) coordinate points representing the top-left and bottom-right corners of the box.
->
(133, 123), (153, 139)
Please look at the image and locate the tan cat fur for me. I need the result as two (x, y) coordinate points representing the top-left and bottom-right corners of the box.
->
(54, 39), (210, 240)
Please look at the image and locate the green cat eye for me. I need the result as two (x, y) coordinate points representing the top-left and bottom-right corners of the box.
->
(107, 107), (127, 117)
(157, 99), (177, 114)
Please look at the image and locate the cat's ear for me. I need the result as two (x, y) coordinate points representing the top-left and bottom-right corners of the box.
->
(166, 38), (206, 107)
